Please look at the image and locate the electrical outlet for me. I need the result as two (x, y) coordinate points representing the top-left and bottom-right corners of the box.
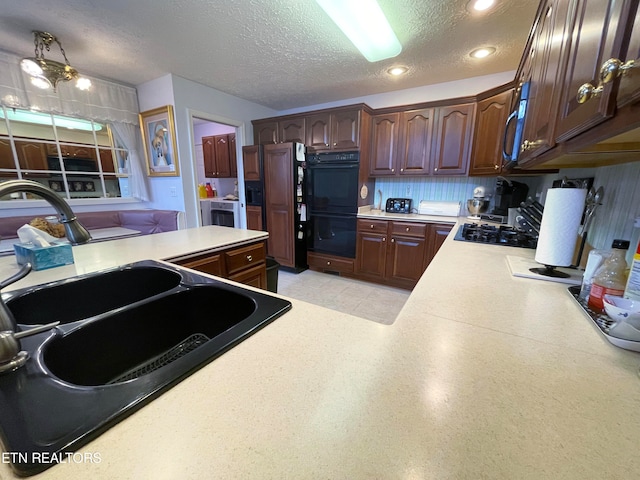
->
(169, 186), (177, 197)
(406, 186), (411, 196)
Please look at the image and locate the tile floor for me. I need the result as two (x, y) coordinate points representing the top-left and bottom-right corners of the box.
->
(277, 269), (411, 325)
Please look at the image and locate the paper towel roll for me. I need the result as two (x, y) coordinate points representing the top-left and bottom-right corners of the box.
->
(535, 188), (587, 267)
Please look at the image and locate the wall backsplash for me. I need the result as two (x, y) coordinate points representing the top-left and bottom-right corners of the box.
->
(567, 162), (640, 252)
(375, 161), (639, 253)
(374, 176), (545, 215)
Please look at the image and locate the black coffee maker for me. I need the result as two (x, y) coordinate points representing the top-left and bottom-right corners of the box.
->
(492, 178), (529, 216)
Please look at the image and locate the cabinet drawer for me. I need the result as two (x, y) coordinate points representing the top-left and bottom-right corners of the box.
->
(173, 253), (223, 277)
(390, 222), (427, 238)
(228, 263), (267, 289)
(224, 242), (266, 276)
(307, 252), (354, 273)
(357, 219), (388, 234)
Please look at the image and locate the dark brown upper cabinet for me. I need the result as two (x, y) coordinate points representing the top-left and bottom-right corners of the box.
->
(469, 89), (514, 176)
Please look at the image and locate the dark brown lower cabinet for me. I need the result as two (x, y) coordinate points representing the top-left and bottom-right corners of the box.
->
(246, 205), (264, 231)
(169, 240), (267, 290)
(307, 252), (354, 274)
(354, 219), (453, 289)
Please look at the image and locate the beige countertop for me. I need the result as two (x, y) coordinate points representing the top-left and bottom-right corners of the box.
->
(1, 224), (639, 479)
(357, 208), (459, 224)
(0, 226), (268, 292)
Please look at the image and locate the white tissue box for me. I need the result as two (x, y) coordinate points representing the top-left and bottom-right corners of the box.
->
(13, 242), (74, 271)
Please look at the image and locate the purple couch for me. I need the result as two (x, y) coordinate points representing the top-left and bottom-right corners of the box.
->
(0, 210), (179, 239)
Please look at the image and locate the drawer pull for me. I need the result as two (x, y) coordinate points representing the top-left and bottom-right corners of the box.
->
(327, 261), (331, 265)
(370, 224), (374, 229)
(406, 227), (410, 232)
(391, 238), (395, 243)
(246, 255), (253, 262)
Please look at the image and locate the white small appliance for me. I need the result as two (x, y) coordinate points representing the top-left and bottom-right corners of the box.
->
(200, 199), (240, 227)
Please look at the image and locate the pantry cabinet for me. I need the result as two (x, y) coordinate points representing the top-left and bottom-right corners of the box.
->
(355, 219), (453, 289)
(263, 143), (295, 268)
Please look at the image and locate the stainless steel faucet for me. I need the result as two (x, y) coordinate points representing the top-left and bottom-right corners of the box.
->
(0, 179), (92, 245)
(0, 179), (91, 372)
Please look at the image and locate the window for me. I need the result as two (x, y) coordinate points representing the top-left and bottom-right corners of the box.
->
(0, 107), (130, 200)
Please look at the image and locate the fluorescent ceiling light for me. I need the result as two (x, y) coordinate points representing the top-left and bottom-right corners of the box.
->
(0, 109), (102, 131)
(315, 0), (402, 62)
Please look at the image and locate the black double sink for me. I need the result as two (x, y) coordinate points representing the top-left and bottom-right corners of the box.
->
(0, 260), (291, 476)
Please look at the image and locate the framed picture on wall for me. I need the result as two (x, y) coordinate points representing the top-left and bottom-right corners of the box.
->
(139, 105), (180, 177)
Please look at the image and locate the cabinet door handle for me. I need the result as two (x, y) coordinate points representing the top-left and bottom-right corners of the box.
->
(577, 57), (637, 104)
(434, 167), (438, 172)
(391, 238), (395, 243)
(326, 261), (331, 265)
(246, 255), (253, 262)
(391, 168), (395, 172)
(333, 142), (337, 146)
(370, 224), (374, 229)
(502, 109), (517, 161)
(383, 237), (386, 242)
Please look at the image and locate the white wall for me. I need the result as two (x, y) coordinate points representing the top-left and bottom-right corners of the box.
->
(136, 75), (185, 214)
(276, 71), (516, 115)
(136, 74), (278, 228)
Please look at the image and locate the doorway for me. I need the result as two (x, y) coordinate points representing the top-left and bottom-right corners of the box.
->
(188, 111), (246, 228)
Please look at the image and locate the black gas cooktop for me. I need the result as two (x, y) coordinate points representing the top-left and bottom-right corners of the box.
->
(454, 223), (538, 249)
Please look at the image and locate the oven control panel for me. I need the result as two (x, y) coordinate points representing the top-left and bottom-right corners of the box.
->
(385, 198), (412, 214)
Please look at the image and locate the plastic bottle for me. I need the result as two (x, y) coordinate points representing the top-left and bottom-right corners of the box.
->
(198, 184), (207, 199)
(624, 237), (640, 302)
(588, 239), (630, 312)
(212, 184), (217, 198)
(205, 183), (214, 198)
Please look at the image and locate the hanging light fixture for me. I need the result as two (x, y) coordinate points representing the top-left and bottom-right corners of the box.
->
(20, 31), (92, 92)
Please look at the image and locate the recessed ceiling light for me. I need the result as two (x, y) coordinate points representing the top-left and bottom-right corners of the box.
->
(469, 0), (496, 12)
(387, 66), (408, 76)
(470, 47), (496, 59)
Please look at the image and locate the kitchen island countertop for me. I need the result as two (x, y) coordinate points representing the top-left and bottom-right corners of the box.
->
(0, 224), (639, 479)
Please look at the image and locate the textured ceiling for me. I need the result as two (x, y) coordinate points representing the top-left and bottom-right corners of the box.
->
(0, 0), (539, 111)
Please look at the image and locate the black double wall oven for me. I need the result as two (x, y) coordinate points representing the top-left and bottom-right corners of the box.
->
(306, 152), (359, 258)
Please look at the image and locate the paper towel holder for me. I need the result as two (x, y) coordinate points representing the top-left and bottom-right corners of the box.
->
(529, 265), (570, 278)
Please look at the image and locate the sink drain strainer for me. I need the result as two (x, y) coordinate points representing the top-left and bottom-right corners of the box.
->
(108, 333), (211, 384)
